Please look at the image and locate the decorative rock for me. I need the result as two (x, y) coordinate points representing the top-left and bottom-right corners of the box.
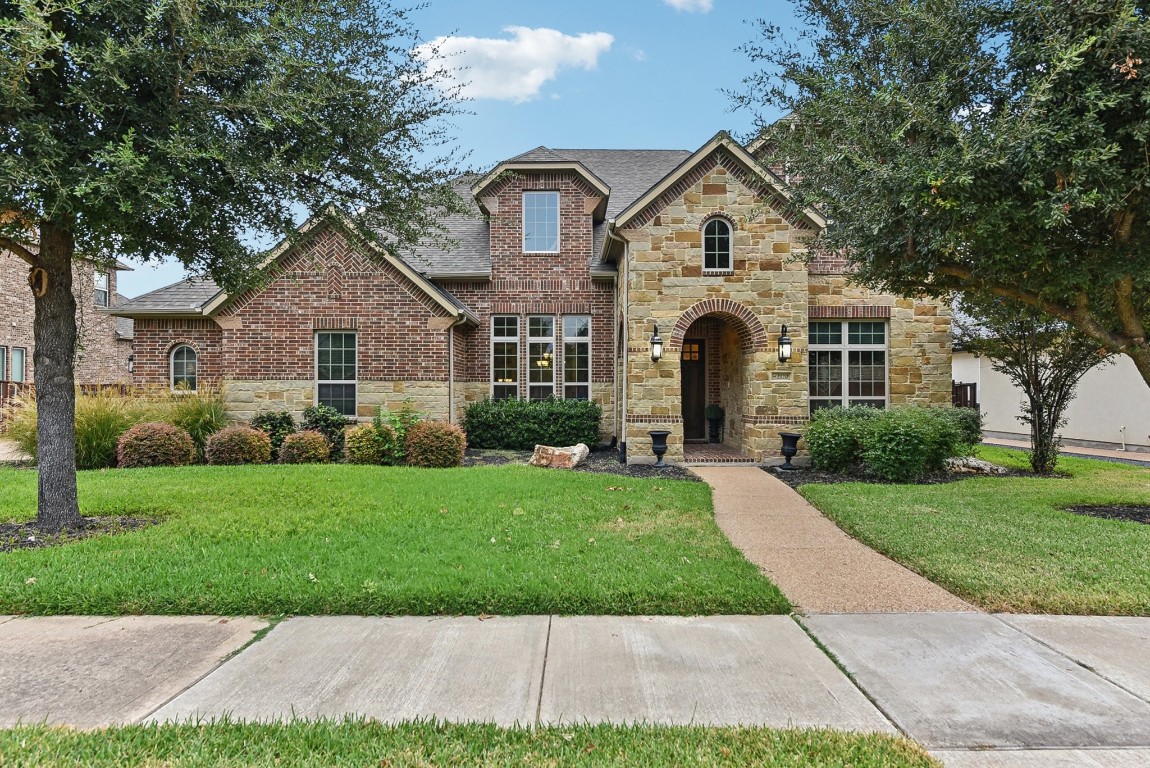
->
(530, 443), (590, 469)
(946, 456), (1009, 475)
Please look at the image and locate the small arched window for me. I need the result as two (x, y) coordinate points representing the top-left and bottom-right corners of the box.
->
(703, 218), (732, 271)
(170, 345), (198, 392)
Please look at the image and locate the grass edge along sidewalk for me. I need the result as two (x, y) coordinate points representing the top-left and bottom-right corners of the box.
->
(0, 463), (789, 616)
(0, 721), (939, 768)
(798, 446), (1150, 615)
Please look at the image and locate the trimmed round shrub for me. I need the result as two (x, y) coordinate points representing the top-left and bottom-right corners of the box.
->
(944, 407), (983, 454)
(805, 406), (881, 473)
(859, 407), (963, 482)
(405, 420), (466, 468)
(250, 411), (297, 456)
(345, 423), (399, 465)
(116, 422), (196, 468)
(279, 430), (331, 464)
(303, 404), (349, 459)
(205, 425), (272, 466)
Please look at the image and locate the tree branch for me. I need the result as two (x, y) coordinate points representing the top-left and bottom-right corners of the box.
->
(1113, 276), (1145, 343)
(0, 236), (40, 266)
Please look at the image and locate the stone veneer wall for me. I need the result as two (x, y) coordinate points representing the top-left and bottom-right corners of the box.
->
(225, 380), (451, 424)
(616, 150), (952, 464)
(618, 154), (813, 463)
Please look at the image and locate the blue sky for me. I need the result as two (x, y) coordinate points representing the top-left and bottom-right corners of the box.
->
(119, 0), (797, 297)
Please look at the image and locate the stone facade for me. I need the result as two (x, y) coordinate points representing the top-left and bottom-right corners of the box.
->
(0, 249), (132, 388)
(614, 146), (949, 463)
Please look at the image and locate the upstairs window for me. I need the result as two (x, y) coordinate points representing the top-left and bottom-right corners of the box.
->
(93, 272), (109, 307)
(170, 345), (197, 392)
(316, 332), (356, 416)
(703, 218), (732, 271)
(523, 191), (559, 253)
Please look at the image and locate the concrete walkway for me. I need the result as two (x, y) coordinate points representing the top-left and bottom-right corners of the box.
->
(4, 613), (1150, 766)
(0, 439), (29, 464)
(693, 466), (972, 613)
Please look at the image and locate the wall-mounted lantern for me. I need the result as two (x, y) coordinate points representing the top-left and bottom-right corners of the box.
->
(650, 323), (663, 362)
(127, 354), (135, 374)
(778, 324), (793, 363)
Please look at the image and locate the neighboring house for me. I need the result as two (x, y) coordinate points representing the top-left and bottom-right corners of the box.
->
(111, 132), (952, 463)
(953, 350), (1150, 454)
(0, 248), (134, 394)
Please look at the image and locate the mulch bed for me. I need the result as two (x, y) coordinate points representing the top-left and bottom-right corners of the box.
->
(464, 448), (700, 481)
(764, 464), (1042, 489)
(1067, 505), (1150, 525)
(0, 516), (157, 553)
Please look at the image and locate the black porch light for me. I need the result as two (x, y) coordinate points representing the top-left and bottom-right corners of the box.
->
(650, 323), (664, 362)
(778, 324), (793, 363)
(127, 353), (135, 374)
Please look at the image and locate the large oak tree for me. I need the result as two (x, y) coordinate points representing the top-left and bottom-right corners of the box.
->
(737, 0), (1149, 386)
(1, 0), (466, 530)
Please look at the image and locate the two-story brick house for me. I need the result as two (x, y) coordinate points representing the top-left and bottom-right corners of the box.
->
(0, 249), (134, 396)
(111, 132), (951, 463)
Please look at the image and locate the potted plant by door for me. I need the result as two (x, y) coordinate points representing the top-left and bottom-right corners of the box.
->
(704, 404), (724, 444)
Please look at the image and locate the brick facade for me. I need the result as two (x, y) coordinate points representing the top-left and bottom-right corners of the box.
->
(1, 249), (131, 388)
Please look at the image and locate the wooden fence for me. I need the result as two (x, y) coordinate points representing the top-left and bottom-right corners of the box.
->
(952, 380), (979, 410)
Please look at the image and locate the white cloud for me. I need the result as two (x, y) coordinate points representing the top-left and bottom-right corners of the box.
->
(416, 26), (614, 103)
(663, 0), (713, 12)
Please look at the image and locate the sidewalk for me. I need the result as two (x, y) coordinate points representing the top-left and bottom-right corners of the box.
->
(983, 437), (1150, 465)
(3, 613), (1150, 766)
(0, 439), (29, 464)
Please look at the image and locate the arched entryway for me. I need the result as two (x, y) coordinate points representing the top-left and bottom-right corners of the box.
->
(673, 301), (768, 459)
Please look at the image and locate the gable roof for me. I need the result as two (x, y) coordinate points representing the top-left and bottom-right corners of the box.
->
(111, 207), (478, 324)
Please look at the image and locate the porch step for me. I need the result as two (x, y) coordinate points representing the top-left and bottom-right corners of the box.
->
(682, 444), (757, 466)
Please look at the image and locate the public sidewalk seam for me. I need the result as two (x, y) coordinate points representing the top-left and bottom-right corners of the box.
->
(534, 615), (553, 726)
(991, 615), (1150, 707)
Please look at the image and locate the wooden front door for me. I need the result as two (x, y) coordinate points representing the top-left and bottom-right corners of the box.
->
(681, 339), (706, 440)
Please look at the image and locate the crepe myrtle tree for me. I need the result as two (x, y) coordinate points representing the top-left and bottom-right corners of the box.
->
(0, 0), (467, 530)
(955, 294), (1111, 474)
(735, 0), (1150, 386)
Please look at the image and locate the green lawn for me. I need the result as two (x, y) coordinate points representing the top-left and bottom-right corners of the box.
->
(799, 447), (1150, 614)
(0, 722), (938, 768)
(0, 464), (789, 616)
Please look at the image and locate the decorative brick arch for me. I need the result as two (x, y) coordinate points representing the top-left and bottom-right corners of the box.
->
(670, 299), (769, 354)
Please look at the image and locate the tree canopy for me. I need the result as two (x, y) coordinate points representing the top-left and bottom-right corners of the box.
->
(0, 0), (466, 529)
(736, 0), (1150, 386)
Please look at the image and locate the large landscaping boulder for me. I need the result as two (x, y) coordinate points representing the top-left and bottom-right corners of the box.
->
(530, 443), (589, 469)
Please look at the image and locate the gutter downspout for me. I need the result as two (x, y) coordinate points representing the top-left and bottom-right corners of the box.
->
(447, 315), (462, 424)
(606, 221), (628, 461)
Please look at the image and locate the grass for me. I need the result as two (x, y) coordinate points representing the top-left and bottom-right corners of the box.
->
(0, 721), (939, 767)
(798, 446), (1150, 614)
(0, 464), (789, 616)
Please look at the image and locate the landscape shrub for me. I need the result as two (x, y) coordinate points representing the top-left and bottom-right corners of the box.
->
(116, 422), (196, 468)
(805, 406), (881, 473)
(166, 385), (228, 460)
(251, 411), (297, 457)
(302, 405), (349, 460)
(205, 425), (272, 465)
(345, 423), (399, 465)
(463, 397), (601, 450)
(945, 407), (983, 454)
(278, 430), (331, 464)
(372, 401), (421, 464)
(859, 407), (963, 482)
(5, 389), (141, 469)
(405, 420), (466, 468)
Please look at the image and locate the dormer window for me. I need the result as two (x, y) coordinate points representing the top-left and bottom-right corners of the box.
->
(523, 191), (559, 253)
(703, 218), (733, 271)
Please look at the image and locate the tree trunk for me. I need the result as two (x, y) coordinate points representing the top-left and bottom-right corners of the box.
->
(33, 219), (80, 531)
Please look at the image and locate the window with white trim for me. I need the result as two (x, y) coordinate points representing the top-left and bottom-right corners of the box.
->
(93, 271), (109, 307)
(170, 344), (197, 392)
(523, 191), (559, 253)
(808, 321), (888, 414)
(491, 316), (519, 400)
(316, 332), (356, 416)
(703, 218), (733, 271)
(0, 347), (6, 381)
(527, 315), (555, 401)
(562, 315), (591, 400)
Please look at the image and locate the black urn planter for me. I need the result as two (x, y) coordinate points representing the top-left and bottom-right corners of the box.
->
(704, 405), (724, 444)
(648, 430), (671, 467)
(779, 431), (802, 471)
